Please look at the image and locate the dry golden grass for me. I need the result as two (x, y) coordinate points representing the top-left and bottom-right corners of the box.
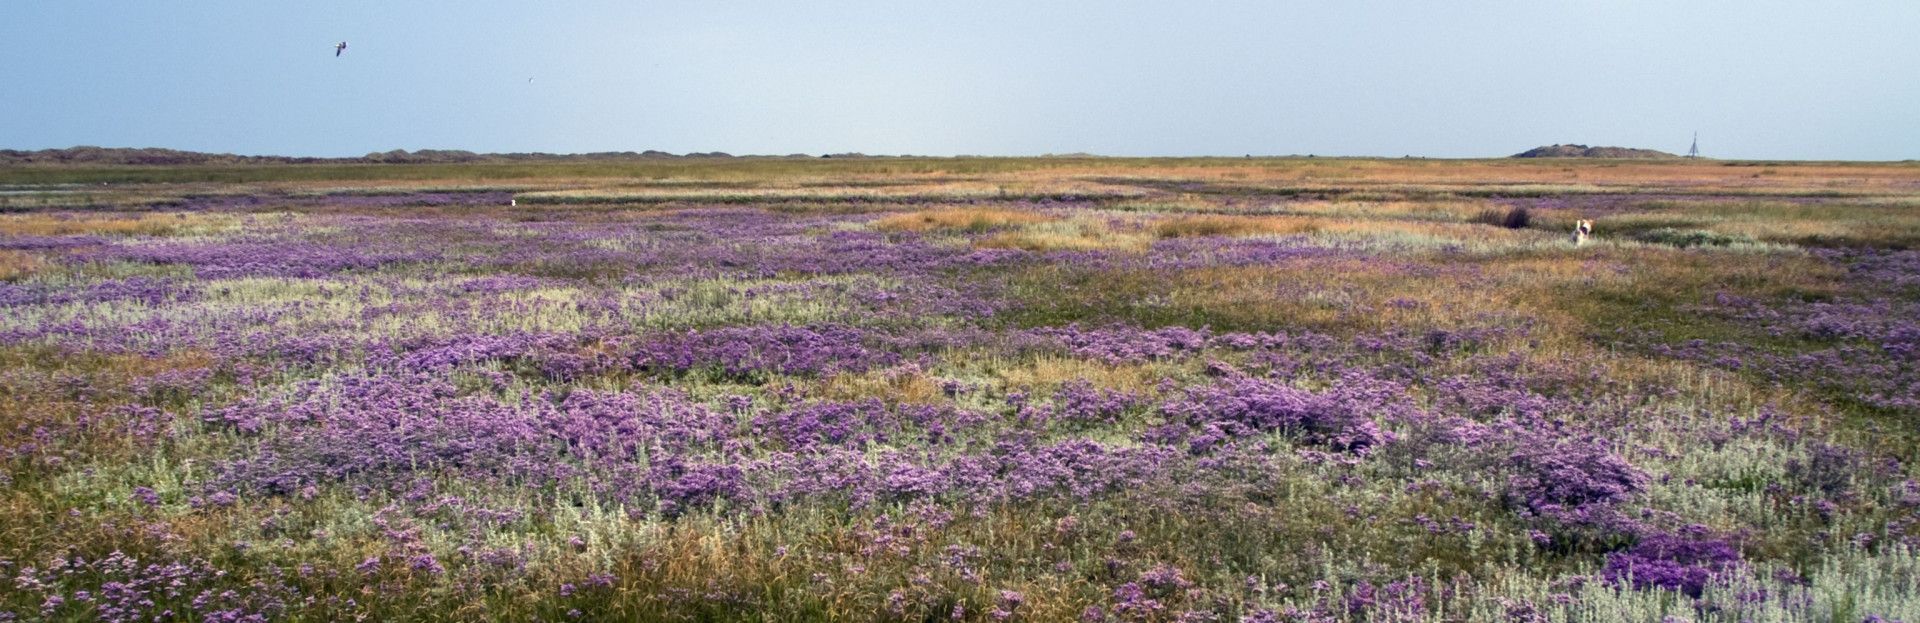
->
(1501, 197), (1920, 249)
(1148, 261), (1478, 333)
(1657, 201), (1920, 248)
(977, 219), (1152, 252)
(1152, 215), (1315, 238)
(1575, 349), (1822, 415)
(1277, 199), (1499, 222)
(566, 507), (1123, 622)
(813, 367), (944, 404)
(978, 231), (1140, 252)
(872, 208), (1052, 233)
(0, 349), (220, 397)
(0, 348), (218, 464)
(0, 250), (41, 281)
(1150, 212), (1559, 248)
(519, 177), (1147, 204)
(0, 212), (227, 237)
(1305, 220), (1567, 253)
(1017, 240), (1837, 341)
(16, 157), (1917, 201)
(1105, 195), (1230, 214)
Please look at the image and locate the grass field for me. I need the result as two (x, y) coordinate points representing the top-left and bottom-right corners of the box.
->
(2, 157), (1919, 621)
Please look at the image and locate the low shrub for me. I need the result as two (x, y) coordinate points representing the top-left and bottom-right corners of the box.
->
(1469, 206), (1530, 229)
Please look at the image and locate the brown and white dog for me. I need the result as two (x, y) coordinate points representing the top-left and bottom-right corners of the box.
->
(1572, 219), (1593, 245)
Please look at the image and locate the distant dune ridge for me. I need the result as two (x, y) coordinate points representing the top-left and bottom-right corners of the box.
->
(5, 145), (1716, 165)
(1511, 144), (1680, 159)
(0, 146), (750, 166)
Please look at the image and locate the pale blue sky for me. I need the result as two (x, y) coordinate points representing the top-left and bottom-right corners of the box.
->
(3, 1), (1916, 159)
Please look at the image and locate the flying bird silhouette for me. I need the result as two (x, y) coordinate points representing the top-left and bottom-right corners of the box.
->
(334, 41), (348, 57)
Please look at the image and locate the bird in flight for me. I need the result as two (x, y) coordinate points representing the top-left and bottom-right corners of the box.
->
(334, 41), (348, 57)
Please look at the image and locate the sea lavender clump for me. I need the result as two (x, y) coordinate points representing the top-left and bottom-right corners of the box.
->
(627, 324), (901, 380)
(89, 240), (439, 279)
(1162, 375), (1395, 455)
(1027, 324), (1212, 363)
(1052, 381), (1141, 425)
(1601, 526), (1745, 598)
(1503, 434), (1648, 513)
(6, 551), (293, 622)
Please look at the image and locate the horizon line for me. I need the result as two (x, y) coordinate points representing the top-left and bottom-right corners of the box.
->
(5, 144), (1916, 164)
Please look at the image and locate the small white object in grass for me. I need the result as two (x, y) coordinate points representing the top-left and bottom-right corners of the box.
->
(1572, 219), (1593, 245)
(510, 199), (517, 207)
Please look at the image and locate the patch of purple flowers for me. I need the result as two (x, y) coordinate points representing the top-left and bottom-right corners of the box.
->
(1162, 374), (1395, 455)
(628, 324), (902, 380)
(1503, 434), (1648, 512)
(1601, 526), (1744, 598)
